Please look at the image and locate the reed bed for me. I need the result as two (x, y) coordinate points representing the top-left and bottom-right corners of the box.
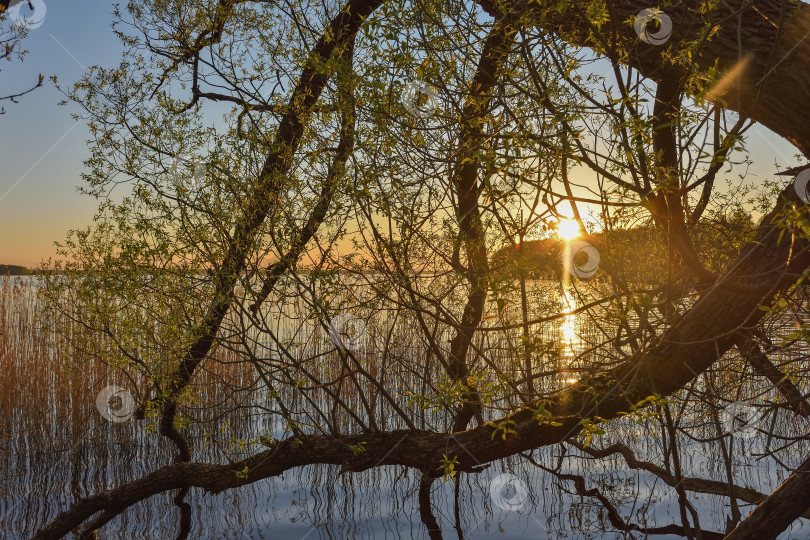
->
(3, 276), (810, 538)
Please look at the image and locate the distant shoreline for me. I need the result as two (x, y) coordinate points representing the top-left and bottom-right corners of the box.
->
(0, 264), (32, 276)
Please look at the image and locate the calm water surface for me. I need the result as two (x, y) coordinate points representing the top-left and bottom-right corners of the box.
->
(2, 277), (809, 539)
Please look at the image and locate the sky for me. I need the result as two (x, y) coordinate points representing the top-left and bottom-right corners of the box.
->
(0, 2), (805, 268)
(0, 1), (120, 267)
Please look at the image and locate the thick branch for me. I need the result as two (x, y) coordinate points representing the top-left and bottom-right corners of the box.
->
(571, 440), (810, 521)
(478, 0), (810, 156)
(249, 39), (357, 313)
(448, 4), (522, 433)
(725, 454), (810, 540)
(157, 0), (383, 461)
(736, 332), (810, 417)
(39, 182), (810, 537)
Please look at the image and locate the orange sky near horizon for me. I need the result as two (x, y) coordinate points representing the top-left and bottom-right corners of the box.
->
(1, 3), (805, 269)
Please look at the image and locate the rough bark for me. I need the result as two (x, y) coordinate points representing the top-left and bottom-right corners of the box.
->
(736, 332), (810, 417)
(725, 454), (810, 540)
(449, 6), (522, 433)
(156, 0), (383, 461)
(37, 181), (810, 538)
(34, 0), (810, 537)
(572, 440), (810, 521)
(478, 0), (810, 155)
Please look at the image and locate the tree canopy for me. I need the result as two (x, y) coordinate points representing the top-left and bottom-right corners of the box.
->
(34, 1), (810, 538)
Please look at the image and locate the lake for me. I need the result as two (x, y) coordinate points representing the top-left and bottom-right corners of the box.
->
(2, 276), (809, 539)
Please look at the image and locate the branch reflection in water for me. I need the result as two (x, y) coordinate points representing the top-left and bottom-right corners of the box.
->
(3, 276), (810, 538)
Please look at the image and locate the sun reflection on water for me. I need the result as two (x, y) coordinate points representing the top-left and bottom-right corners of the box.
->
(560, 288), (579, 384)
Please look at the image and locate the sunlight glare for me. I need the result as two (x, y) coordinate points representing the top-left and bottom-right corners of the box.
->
(556, 219), (581, 241)
(561, 289), (577, 362)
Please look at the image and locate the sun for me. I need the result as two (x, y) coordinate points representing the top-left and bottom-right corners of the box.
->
(556, 218), (581, 241)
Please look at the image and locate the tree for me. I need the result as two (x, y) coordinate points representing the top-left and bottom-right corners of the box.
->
(0, 0), (45, 113)
(33, 1), (810, 538)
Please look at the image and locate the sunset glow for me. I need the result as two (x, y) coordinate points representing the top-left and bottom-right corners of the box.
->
(556, 218), (581, 241)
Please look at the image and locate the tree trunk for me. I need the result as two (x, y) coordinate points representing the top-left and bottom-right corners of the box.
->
(35, 1), (810, 537)
(478, 0), (810, 155)
(37, 181), (810, 539)
(724, 454), (810, 540)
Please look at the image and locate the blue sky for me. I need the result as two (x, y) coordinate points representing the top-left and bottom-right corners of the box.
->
(0, 1), (121, 266)
(0, 2), (804, 267)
